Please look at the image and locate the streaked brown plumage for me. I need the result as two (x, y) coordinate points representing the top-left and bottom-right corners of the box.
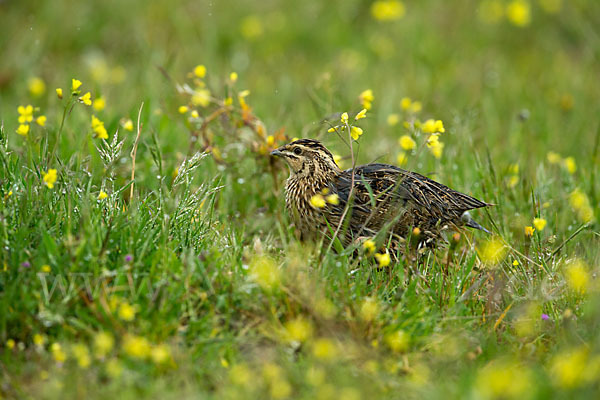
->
(271, 139), (490, 248)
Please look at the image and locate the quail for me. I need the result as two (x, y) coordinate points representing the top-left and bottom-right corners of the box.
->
(271, 139), (490, 248)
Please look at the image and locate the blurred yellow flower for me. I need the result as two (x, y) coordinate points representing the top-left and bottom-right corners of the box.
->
(178, 105), (189, 114)
(105, 358), (123, 378)
(79, 92), (92, 106)
(411, 101), (422, 113)
(385, 330), (409, 352)
(18, 105), (34, 123)
(359, 89), (374, 110)
(326, 194), (339, 205)
(229, 71), (238, 83)
(72, 78), (82, 91)
(375, 252), (391, 267)
(363, 239), (376, 254)
(400, 97), (412, 110)
(41, 264), (51, 273)
(422, 119), (445, 134)
(524, 226), (535, 236)
(355, 108), (367, 120)
(399, 135), (416, 151)
(569, 189), (594, 223)
(93, 96), (106, 111)
(478, 237), (508, 265)
(360, 297), (379, 322)
(546, 151), (561, 164)
(192, 89), (211, 107)
(6, 339), (15, 349)
(249, 255), (280, 290)
(350, 126), (363, 140)
(51, 343), (67, 363)
(43, 169), (58, 189)
(285, 316), (313, 343)
(33, 333), (46, 347)
(194, 64), (207, 78)
(93, 331), (114, 358)
(550, 347), (588, 388)
(240, 15), (264, 40)
(506, 0), (531, 27)
(563, 156), (576, 174)
(427, 136), (444, 159)
(98, 191), (108, 200)
(533, 218), (546, 231)
(16, 124), (30, 136)
(123, 335), (151, 359)
(475, 360), (532, 399)
(312, 338), (338, 361)
(151, 344), (172, 365)
(28, 77), (46, 97)
(56, 88), (63, 99)
(230, 363), (253, 386)
(91, 115), (108, 139)
(36, 115), (47, 127)
(310, 194), (326, 208)
(387, 113), (400, 126)
(564, 259), (590, 295)
(371, 1), (406, 21)
(340, 112), (349, 124)
(72, 343), (91, 368)
(118, 302), (137, 321)
(123, 119), (134, 131)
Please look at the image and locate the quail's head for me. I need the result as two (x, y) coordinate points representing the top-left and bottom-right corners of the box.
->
(270, 139), (339, 177)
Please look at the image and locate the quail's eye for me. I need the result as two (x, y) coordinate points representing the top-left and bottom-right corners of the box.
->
(293, 147), (302, 155)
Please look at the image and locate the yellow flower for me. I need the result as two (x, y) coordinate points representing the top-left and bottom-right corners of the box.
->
(51, 343), (67, 363)
(422, 119), (445, 134)
(6, 339), (15, 349)
(478, 237), (508, 265)
(18, 105), (34, 123)
(230, 363), (253, 387)
(72, 78), (82, 91)
(178, 105), (189, 114)
(91, 115), (108, 139)
(79, 92), (92, 106)
(123, 119), (134, 131)
(118, 302), (137, 321)
(224, 97), (233, 106)
(327, 126), (339, 133)
(229, 72), (238, 82)
(93, 96), (106, 111)
(56, 88), (63, 99)
(400, 97), (412, 110)
(399, 135), (416, 151)
(310, 194), (326, 208)
(397, 152), (408, 166)
(385, 330), (409, 352)
(284, 317), (313, 343)
(28, 77), (46, 97)
(98, 191), (108, 200)
(36, 115), (47, 127)
(43, 169), (58, 189)
(93, 331), (114, 358)
(363, 239), (376, 254)
(476, 360), (532, 399)
(312, 338), (339, 361)
(350, 126), (363, 140)
(375, 252), (391, 267)
(33, 334), (46, 347)
(72, 343), (91, 369)
(105, 358), (123, 378)
(533, 218), (547, 231)
(507, 175), (519, 188)
(370, 1), (406, 21)
(41, 264), (51, 273)
(16, 124), (30, 136)
(506, 0), (531, 27)
(569, 189), (594, 223)
(359, 89), (374, 109)
(387, 113), (400, 126)
(240, 15), (264, 39)
(360, 297), (379, 321)
(249, 255), (280, 290)
(355, 108), (367, 120)
(122, 335), (151, 359)
(340, 112), (349, 124)
(524, 226), (535, 236)
(151, 344), (172, 365)
(513, 260), (519, 266)
(565, 259), (589, 295)
(191, 110), (199, 119)
(563, 156), (576, 174)
(192, 89), (211, 107)
(547, 151), (561, 164)
(411, 101), (422, 113)
(550, 347), (588, 388)
(427, 137), (444, 159)
(193, 64), (207, 78)
(478, 0), (504, 24)
(326, 194), (339, 205)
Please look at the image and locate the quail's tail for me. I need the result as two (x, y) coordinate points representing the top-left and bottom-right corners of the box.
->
(461, 211), (491, 234)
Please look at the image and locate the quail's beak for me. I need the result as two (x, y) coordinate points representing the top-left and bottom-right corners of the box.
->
(270, 149), (283, 157)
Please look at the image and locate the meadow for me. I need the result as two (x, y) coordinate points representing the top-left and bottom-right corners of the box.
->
(1, 0), (599, 398)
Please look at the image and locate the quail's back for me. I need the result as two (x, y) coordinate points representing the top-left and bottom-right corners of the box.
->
(271, 139), (490, 246)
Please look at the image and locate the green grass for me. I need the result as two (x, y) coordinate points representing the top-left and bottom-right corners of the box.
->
(1, 0), (600, 398)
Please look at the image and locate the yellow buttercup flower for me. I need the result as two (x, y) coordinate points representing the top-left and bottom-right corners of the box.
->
(98, 191), (108, 200)
(284, 317), (313, 343)
(385, 330), (409, 352)
(371, 1), (406, 21)
(506, 0), (531, 27)
(363, 239), (376, 254)
(350, 126), (363, 140)
(178, 105), (189, 114)
(79, 92), (92, 106)
(56, 88), (63, 99)
(123, 119), (134, 131)
(93, 96), (106, 111)
(193, 64), (207, 78)
(422, 119), (445, 134)
(118, 302), (137, 321)
(36, 115), (47, 127)
(563, 157), (576, 174)
(399, 135), (416, 150)
(229, 72), (238, 82)
(18, 105), (34, 124)
(400, 97), (412, 110)
(43, 169), (58, 189)
(16, 124), (30, 136)
(533, 218), (547, 231)
(123, 335), (151, 359)
(72, 78), (82, 91)
(28, 77), (46, 97)
(375, 252), (391, 267)
(564, 259), (589, 295)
